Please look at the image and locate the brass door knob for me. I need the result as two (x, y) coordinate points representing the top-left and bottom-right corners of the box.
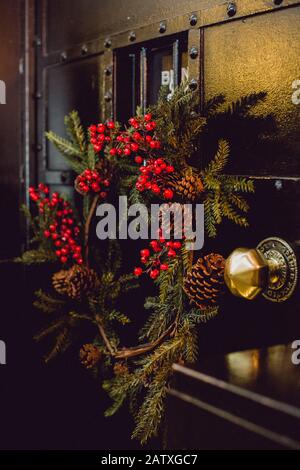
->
(224, 237), (298, 302)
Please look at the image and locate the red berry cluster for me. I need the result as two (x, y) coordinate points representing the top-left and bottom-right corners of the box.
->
(29, 185), (82, 265)
(75, 169), (110, 198)
(136, 158), (175, 200)
(134, 238), (182, 280)
(110, 113), (160, 158)
(89, 121), (115, 154)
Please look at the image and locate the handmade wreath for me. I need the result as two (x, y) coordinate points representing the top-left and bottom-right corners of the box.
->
(17, 84), (267, 444)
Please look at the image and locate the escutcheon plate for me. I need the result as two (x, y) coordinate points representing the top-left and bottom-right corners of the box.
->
(257, 237), (298, 302)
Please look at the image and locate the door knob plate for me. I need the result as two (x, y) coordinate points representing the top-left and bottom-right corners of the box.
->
(257, 237), (298, 302)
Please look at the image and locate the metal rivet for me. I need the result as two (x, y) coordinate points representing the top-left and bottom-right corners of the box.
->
(104, 38), (111, 48)
(60, 51), (67, 61)
(227, 2), (237, 17)
(159, 21), (166, 34)
(104, 92), (112, 102)
(129, 31), (136, 42)
(104, 66), (112, 76)
(189, 14), (198, 26)
(275, 180), (283, 191)
(34, 91), (42, 99)
(81, 44), (88, 55)
(274, 0), (283, 5)
(189, 47), (198, 59)
(33, 37), (42, 47)
(189, 79), (198, 91)
(36, 144), (43, 152)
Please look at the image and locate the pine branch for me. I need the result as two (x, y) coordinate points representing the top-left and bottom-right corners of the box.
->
(45, 131), (86, 173)
(15, 249), (57, 265)
(64, 110), (86, 153)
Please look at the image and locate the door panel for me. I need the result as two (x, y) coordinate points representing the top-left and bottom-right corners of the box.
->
(204, 7), (300, 176)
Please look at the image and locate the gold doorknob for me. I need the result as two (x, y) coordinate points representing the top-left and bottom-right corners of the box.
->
(224, 237), (298, 302)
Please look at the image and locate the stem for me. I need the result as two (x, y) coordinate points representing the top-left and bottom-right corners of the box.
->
(95, 313), (177, 360)
(84, 194), (99, 267)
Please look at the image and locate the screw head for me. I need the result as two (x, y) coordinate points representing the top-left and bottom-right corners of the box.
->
(81, 44), (88, 55)
(273, 0), (283, 5)
(227, 2), (237, 17)
(60, 51), (67, 61)
(189, 79), (198, 91)
(159, 21), (166, 34)
(35, 144), (43, 152)
(189, 14), (198, 26)
(104, 38), (111, 48)
(104, 92), (112, 102)
(104, 66), (112, 76)
(129, 31), (136, 42)
(189, 47), (198, 59)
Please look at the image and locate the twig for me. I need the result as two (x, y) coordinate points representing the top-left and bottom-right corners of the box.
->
(95, 314), (116, 356)
(95, 313), (177, 359)
(84, 194), (99, 267)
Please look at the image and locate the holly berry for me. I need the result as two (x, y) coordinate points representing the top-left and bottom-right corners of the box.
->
(160, 264), (169, 271)
(134, 267), (143, 277)
(144, 113), (152, 122)
(150, 269), (160, 280)
(163, 189), (174, 200)
(135, 156), (143, 164)
(140, 249), (150, 258)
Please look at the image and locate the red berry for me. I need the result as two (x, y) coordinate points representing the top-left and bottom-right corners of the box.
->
(149, 141), (156, 149)
(89, 125), (97, 133)
(77, 258), (83, 265)
(100, 191), (107, 199)
(145, 135), (152, 142)
(131, 143), (139, 152)
(144, 113), (152, 122)
(103, 179), (110, 187)
(151, 184), (160, 195)
(44, 230), (50, 238)
(134, 267), (143, 277)
(135, 156), (143, 164)
(173, 241), (182, 249)
(60, 256), (68, 264)
(163, 189), (174, 200)
(140, 249), (150, 258)
(49, 224), (56, 232)
(160, 264), (169, 271)
(109, 148), (117, 156)
(145, 123), (153, 131)
(166, 241), (174, 248)
(167, 249), (177, 257)
(55, 250), (61, 257)
(97, 123), (106, 133)
(107, 120), (115, 129)
(129, 117), (137, 126)
(124, 147), (131, 156)
(140, 256), (148, 264)
(54, 240), (61, 247)
(133, 132), (142, 141)
(150, 269), (160, 280)
(166, 165), (174, 173)
(91, 182), (100, 192)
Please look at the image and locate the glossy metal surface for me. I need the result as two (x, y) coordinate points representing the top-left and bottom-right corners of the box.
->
(225, 248), (268, 300)
(225, 238), (298, 302)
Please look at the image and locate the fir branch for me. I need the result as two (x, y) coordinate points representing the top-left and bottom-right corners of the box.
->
(64, 110), (86, 153)
(15, 249), (57, 265)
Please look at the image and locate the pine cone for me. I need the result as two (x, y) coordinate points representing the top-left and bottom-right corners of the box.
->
(167, 171), (204, 202)
(183, 253), (225, 309)
(113, 362), (129, 376)
(52, 265), (99, 301)
(79, 343), (102, 369)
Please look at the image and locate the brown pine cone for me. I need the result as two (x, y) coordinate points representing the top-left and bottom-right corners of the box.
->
(79, 343), (102, 369)
(183, 253), (225, 309)
(113, 362), (129, 376)
(166, 170), (204, 202)
(52, 265), (99, 301)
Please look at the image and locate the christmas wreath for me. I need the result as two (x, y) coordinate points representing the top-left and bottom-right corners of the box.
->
(17, 84), (266, 444)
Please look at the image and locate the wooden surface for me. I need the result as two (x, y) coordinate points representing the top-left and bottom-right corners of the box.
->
(166, 343), (300, 449)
